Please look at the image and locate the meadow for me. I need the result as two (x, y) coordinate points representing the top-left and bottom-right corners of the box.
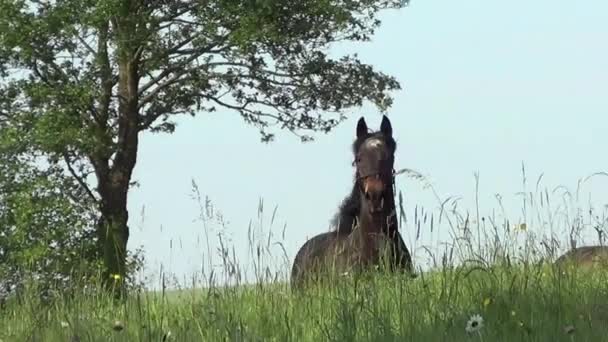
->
(1, 169), (607, 342)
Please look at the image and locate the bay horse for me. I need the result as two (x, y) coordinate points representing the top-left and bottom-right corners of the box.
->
(290, 115), (414, 288)
(554, 245), (608, 270)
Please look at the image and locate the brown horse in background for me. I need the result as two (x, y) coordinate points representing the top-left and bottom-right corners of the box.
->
(554, 245), (608, 270)
(291, 115), (414, 288)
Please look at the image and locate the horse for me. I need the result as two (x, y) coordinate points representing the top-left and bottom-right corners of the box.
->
(290, 115), (414, 288)
(554, 245), (608, 270)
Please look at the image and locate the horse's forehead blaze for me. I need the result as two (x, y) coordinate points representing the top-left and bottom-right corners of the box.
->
(363, 138), (384, 151)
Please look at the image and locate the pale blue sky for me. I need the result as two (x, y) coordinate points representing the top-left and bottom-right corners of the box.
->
(128, 0), (608, 287)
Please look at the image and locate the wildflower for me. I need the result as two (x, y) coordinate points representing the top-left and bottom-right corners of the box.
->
(110, 274), (121, 282)
(482, 297), (492, 307)
(112, 320), (124, 331)
(511, 310), (516, 316)
(513, 223), (527, 232)
(564, 325), (575, 334)
(60, 321), (69, 328)
(518, 320), (532, 334)
(465, 314), (484, 333)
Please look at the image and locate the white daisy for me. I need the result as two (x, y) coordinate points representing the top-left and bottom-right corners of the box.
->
(112, 320), (124, 331)
(563, 325), (575, 334)
(465, 314), (484, 333)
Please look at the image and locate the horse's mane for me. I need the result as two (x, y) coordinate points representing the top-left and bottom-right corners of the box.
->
(330, 130), (397, 234)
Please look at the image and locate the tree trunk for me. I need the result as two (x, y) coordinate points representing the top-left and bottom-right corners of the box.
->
(96, 178), (131, 294)
(92, 39), (140, 295)
(87, 12), (141, 296)
(93, 137), (138, 297)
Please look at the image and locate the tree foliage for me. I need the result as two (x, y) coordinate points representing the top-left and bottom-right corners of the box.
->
(0, 150), (95, 301)
(0, 0), (406, 289)
(0, 135), (143, 303)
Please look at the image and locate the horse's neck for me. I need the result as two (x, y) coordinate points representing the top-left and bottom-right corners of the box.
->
(346, 212), (386, 263)
(356, 190), (399, 240)
(386, 202), (398, 233)
(352, 209), (386, 243)
(383, 187), (398, 234)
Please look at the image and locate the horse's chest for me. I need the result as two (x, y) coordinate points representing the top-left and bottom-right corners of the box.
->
(334, 233), (391, 265)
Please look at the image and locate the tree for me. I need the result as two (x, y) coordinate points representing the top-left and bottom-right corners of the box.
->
(0, 131), (144, 303)
(0, 152), (95, 300)
(0, 0), (406, 290)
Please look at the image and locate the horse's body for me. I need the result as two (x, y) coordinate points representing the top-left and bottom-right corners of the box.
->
(291, 116), (413, 288)
(554, 245), (608, 270)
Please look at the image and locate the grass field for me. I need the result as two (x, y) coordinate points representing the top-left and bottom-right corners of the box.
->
(1, 170), (607, 341)
(2, 263), (608, 341)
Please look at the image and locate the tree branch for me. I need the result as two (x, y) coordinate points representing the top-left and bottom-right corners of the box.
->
(138, 36), (231, 95)
(202, 94), (319, 141)
(97, 21), (113, 126)
(203, 94), (283, 122)
(138, 108), (189, 131)
(153, 3), (197, 23)
(137, 72), (193, 108)
(62, 151), (99, 204)
(75, 33), (96, 56)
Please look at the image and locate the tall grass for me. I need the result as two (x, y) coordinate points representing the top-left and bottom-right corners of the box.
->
(1, 167), (607, 341)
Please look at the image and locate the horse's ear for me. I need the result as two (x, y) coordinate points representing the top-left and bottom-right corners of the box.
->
(380, 115), (392, 137)
(356, 117), (368, 138)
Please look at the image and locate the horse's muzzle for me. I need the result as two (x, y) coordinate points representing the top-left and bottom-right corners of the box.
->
(363, 176), (386, 214)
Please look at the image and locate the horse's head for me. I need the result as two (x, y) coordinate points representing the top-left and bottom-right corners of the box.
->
(353, 115), (396, 216)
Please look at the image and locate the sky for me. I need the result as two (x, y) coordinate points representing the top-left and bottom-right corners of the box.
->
(127, 0), (608, 288)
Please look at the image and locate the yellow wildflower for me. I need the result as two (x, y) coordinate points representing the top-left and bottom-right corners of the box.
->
(483, 297), (492, 307)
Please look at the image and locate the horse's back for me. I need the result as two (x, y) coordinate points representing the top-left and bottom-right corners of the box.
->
(291, 231), (339, 287)
(555, 245), (608, 269)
